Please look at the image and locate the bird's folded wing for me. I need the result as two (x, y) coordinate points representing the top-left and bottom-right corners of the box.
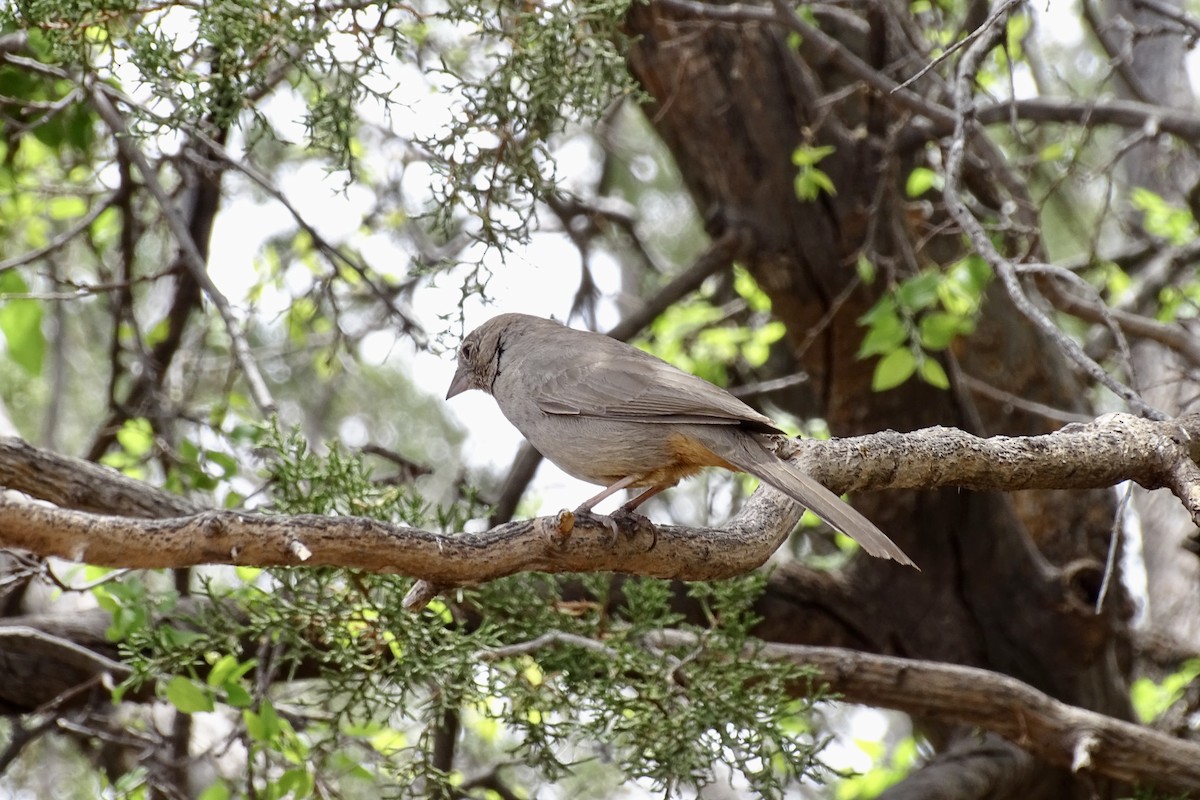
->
(531, 350), (779, 431)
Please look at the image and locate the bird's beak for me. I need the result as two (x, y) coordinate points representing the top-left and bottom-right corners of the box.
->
(445, 364), (471, 400)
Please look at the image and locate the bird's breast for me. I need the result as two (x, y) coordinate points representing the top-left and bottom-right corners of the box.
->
(507, 407), (738, 488)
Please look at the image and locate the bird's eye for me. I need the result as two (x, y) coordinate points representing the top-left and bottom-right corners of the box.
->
(460, 341), (474, 360)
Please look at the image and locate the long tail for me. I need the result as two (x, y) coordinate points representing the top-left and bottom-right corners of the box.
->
(702, 429), (917, 568)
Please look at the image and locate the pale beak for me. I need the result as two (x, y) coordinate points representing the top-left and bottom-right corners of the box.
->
(446, 363), (472, 399)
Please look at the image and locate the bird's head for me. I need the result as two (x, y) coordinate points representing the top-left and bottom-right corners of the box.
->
(445, 314), (515, 399)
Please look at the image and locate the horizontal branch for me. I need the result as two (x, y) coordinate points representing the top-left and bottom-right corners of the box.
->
(782, 412), (1200, 524)
(0, 413), (1197, 589)
(647, 631), (1200, 794)
(0, 417), (1195, 592)
(977, 97), (1200, 142)
(0, 491), (805, 586)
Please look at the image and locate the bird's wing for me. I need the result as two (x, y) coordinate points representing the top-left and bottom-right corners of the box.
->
(529, 343), (780, 432)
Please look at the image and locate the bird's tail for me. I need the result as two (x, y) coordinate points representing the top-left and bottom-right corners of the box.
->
(699, 429), (917, 568)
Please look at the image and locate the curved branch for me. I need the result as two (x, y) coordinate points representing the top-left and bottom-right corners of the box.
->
(647, 630), (1200, 794)
(940, 13), (1166, 420)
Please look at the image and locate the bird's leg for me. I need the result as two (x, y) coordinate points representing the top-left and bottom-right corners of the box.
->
(576, 475), (660, 546)
(576, 475), (638, 513)
(613, 485), (667, 551)
(618, 485), (666, 513)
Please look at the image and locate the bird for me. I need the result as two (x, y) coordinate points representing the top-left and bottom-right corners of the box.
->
(445, 313), (915, 567)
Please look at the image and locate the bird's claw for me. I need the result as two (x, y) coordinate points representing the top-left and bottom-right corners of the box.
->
(614, 507), (658, 551)
(570, 507), (657, 550)
(572, 506), (621, 545)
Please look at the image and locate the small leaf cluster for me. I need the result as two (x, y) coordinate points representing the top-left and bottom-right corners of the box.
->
(792, 144), (838, 201)
(1130, 659), (1200, 725)
(857, 255), (991, 391)
(640, 266), (787, 386)
(253, 420), (486, 531)
(1131, 189), (1197, 247)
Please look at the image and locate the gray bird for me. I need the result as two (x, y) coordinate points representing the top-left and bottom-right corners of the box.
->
(446, 313), (915, 567)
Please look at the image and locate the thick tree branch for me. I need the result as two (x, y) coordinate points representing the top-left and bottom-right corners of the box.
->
(779, 412), (1200, 520)
(0, 438), (198, 517)
(1, 413), (1197, 591)
(0, 492), (806, 588)
(648, 630), (1200, 794)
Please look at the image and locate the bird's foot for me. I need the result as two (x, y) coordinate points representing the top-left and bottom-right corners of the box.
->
(611, 505), (658, 551)
(571, 506), (656, 549)
(573, 507), (620, 545)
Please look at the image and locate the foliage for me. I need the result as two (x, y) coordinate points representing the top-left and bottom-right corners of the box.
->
(793, 144), (838, 201)
(93, 423), (829, 798)
(857, 256), (991, 392)
(2, 0), (636, 246)
(835, 736), (919, 799)
(639, 266), (787, 386)
(1130, 659), (1200, 724)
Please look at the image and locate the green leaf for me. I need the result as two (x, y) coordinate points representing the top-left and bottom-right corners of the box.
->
(857, 310), (907, 358)
(794, 168), (836, 200)
(245, 699), (282, 742)
(918, 357), (949, 389)
(224, 683), (253, 708)
(0, 271), (46, 376)
(905, 167), (939, 197)
(164, 676), (215, 714)
(855, 254), (876, 285)
(1039, 142), (1065, 162)
(894, 272), (941, 311)
(918, 312), (965, 350)
(115, 418), (155, 458)
(733, 266), (772, 312)
(207, 653), (246, 687)
(278, 768), (314, 798)
(198, 782), (231, 800)
(48, 195), (87, 220)
(872, 348), (916, 391)
(791, 144), (836, 167)
(1131, 659), (1200, 723)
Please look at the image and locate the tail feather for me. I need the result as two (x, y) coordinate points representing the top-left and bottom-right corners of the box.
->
(707, 431), (917, 568)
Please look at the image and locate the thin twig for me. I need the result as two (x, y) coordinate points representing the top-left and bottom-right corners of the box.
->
(939, 19), (1165, 420)
(86, 80), (276, 415)
(893, 0), (1027, 93)
(1095, 482), (1132, 614)
(0, 195), (116, 272)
